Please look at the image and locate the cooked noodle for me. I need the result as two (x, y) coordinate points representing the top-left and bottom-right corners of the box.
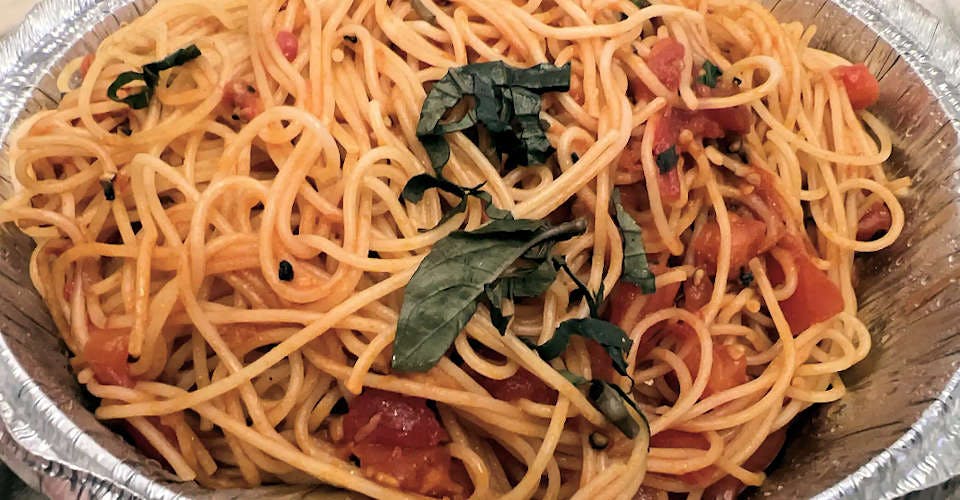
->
(0, 0), (909, 497)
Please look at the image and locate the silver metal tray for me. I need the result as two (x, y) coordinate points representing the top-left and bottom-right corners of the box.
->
(0, 0), (959, 498)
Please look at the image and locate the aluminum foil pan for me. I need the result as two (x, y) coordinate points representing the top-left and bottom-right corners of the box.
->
(0, 0), (959, 498)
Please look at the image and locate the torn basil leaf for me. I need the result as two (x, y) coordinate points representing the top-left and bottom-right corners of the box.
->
(698, 60), (723, 88)
(588, 380), (649, 439)
(655, 145), (679, 173)
(416, 61), (570, 174)
(558, 370), (588, 386)
(400, 173), (509, 228)
(534, 318), (633, 377)
(392, 218), (586, 371)
(631, 0), (652, 7)
(612, 189), (656, 294)
(108, 45), (202, 110)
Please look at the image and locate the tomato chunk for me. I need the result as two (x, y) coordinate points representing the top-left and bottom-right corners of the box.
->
(342, 389), (449, 448)
(692, 213), (767, 275)
(276, 30), (298, 62)
(831, 63), (879, 110)
(646, 38), (685, 91)
(352, 443), (464, 497)
(84, 328), (134, 388)
(650, 430), (716, 486)
(683, 274), (712, 312)
(222, 80), (263, 121)
(766, 245), (844, 334)
(703, 430), (786, 500)
(856, 202), (892, 241)
(476, 367), (557, 404)
(607, 271), (680, 332)
(669, 323), (748, 396)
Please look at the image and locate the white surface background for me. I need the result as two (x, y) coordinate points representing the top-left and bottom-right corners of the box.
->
(0, 0), (957, 38)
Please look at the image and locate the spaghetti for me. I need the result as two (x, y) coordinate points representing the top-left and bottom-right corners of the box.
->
(0, 0), (909, 498)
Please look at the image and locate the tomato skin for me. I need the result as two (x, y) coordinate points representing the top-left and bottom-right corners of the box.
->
(84, 328), (135, 388)
(668, 323), (748, 396)
(683, 275), (712, 312)
(607, 272), (681, 332)
(586, 339), (616, 382)
(352, 443), (464, 497)
(650, 430), (716, 487)
(647, 38), (685, 91)
(692, 213), (767, 276)
(657, 166), (681, 203)
(766, 244), (844, 334)
(276, 30), (298, 62)
(476, 367), (557, 404)
(703, 430), (786, 500)
(831, 63), (880, 110)
(222, 80), (263, 121)
(342, 389), (449, 448)
(857, 202), (892, 241)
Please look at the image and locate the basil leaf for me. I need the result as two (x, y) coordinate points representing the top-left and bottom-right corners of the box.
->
(588, 380), (649, 439)
(698, 60), (722, 88)
(558, 370), (588, 386)
(108, 45), (201, 110)
(631, 0), (652, 7)
(392, 219), (587, 371)
(655, 145), (678, 173)
(416, 61), (570, 173)
(400, 174), (510, 228)
(535, 318), (633, 377)
(612, 189), (656, 294)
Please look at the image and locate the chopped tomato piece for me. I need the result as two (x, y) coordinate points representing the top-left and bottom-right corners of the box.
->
(650, 430), (716, 486)
(120, 416), (177, 466)
(80, 54), (94, 77)
(586, 338), (616, 382)
(341, 389), (449, 448)
(352, 443), (463, 497)
(476, 367), (557, 404)
(618, 141), (644, 174)
(692, 213), (767, 275)
(222, 80), (263, 121)
(766, 244), (844, 334)
(703, 430), (786, 500)
(683, 274), (712, 312)
(657, 166), (681, 203)
(646, 38), (685, 91)
(84, 328), (134, 388)
(856, 202), (892, 241)
(831, 63), (879, 110)
(276, 30), (298, 62)
(668, 323), (748, 396)
(695, 80), (752, 134)
(607, 270), (680, 331)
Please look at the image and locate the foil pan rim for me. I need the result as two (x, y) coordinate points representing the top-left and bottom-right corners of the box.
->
(0, 0), (957, 498)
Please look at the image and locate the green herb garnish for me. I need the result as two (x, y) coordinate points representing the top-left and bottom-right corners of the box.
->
(655, 145), (678, 173)
(698, 60), (722, 88)
(401, 173), (509, 228)
(631, 0), (652, 7)
(588, 380), (649, 438)
(391, 218), (586, 372)
(107, 45), (202, 110)
(739, 268), (754, 287)
(612, 189), (656, 294)
(416, 61), (570, 174)
(535, 318), (634, 377)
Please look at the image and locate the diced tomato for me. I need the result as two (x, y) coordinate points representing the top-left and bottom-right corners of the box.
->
(618, 181), (648, 212)
(607, 270), (680, 331)
(669, 323), (748, 396)
(84, 328), (134, 388)
(352, 443), (464, 497)
(646, 38), (685, 91)
(856, 202), (892, 241)
(650, 430), (716, 487)
(276, 30), (298, 62)
(618, 141), (644, 174)
(80, 54), (94, 78)
(683, 275), (712, 312)
(586, 339), (616, 382)
(695, 80), (752, 134)
(606, 270), (681, 364)
(765, 244), (844, 334)
(222, 80), (263, 121)
(476, 367), (557, 404)
(341, 389), (449, 448)
(703, 430), (786, 500)
(831, 63), (879, 110)
(657, 166), (681, 203)
(692, 213), (767, 276)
